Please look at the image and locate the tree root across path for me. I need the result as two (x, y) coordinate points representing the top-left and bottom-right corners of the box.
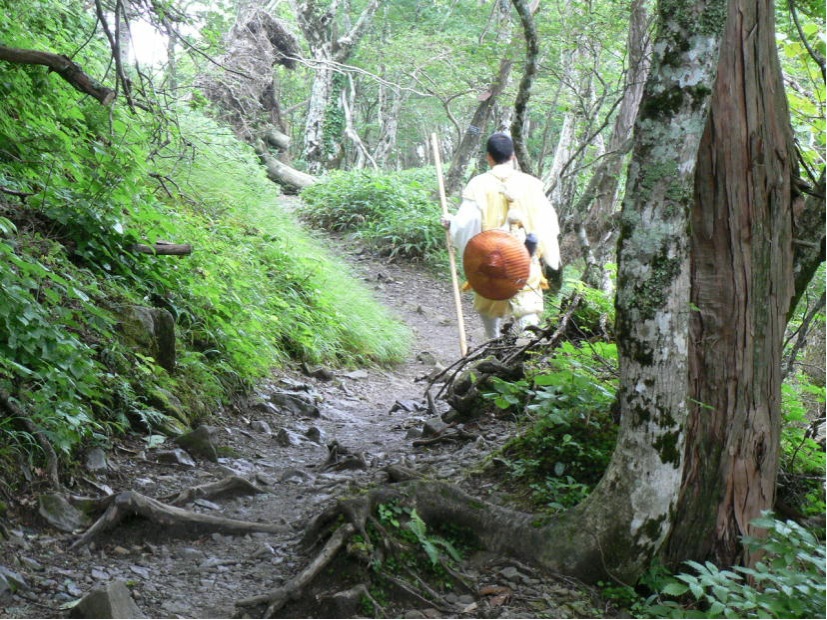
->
(233, 463), (623, 619)
(69, 476), (280, 550)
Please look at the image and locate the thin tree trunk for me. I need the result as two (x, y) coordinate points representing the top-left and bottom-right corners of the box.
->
(373, 83), (407, 167)
(574, 0), (652, 288)
(665, 0), (797, 568)
(302, 51), (337, 174)
(509, 0), (540, 176)
(790, 169), (826, 318)
(292, 0), (382, 174)
(443, 1), (514, 197)
(442, 57), (514, 197)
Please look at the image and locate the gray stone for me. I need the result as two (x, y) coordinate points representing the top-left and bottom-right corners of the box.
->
(38, 494), (91, 533)
(84, 447), (108, 472)
(422, 417), (448, 437)
(250, 420), (272, 434)
(70, 581), (146, 619)
(129, 565), (150, 580)
(275, 428), (301, 447)
(0, 566), (27, 593)
(304, 426), (323, 442)
(416, 351), (438, 366)
(279, 468), (314, 484)
(173, 425), (219, 462)
(176, 547), (203, 561)
(269, 392), (320, 417)
(18, 556), (43, 571)
(193, 499), (221, 511)
(343, 369), (369, 380)
(153, 449), (196, 467)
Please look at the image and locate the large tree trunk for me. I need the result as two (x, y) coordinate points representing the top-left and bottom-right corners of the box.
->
(664, 0), (797, 568)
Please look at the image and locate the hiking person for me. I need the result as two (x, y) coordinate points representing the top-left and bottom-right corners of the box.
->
(442, 133), (561, 339)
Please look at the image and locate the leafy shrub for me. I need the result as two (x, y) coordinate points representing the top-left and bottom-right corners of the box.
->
(484, 340), (619, 511)
(778, 375), (826, 516)
(298, 168), (445, 261)
(639, 514), (826, 619)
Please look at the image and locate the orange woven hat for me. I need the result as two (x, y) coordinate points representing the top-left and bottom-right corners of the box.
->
(463, 230), (531, 300)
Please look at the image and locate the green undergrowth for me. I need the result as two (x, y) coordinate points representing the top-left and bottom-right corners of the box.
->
(0, 1), (410, 490)
(623, 514), (826, 619)
(483, 337), (620, 513)
(297, 168), (447, 266)
(349, 500), (477, 615)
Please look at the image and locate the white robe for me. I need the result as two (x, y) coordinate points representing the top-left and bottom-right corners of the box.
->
(450, 162), (561, 319)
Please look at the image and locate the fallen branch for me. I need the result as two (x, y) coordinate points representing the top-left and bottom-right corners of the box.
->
(0, 44), (115, 105)
(236, 523), (356, 618)
(70, 490), (286, 549)
(502, 293), (583, 366)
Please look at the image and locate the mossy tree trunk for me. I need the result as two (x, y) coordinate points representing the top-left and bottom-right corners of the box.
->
(664, 0), (797, 568)
(291, 0), (382, 175)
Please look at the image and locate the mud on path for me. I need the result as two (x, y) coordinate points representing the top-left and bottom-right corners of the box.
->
(1, 237), (607, 619)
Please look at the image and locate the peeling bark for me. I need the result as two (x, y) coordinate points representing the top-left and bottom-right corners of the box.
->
(666, 0), (797, 568)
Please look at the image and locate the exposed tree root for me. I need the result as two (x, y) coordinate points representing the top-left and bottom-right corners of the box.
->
(235, 522), (356, 618)
(160, 475), (268, 506)
(234, 462), (636, 618)
(70, 489), (286, 550)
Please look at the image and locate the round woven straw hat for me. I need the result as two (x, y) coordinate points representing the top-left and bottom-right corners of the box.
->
(463, 230), (531, 300)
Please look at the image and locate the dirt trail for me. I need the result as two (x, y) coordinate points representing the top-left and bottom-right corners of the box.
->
(1, 236), (605, 619)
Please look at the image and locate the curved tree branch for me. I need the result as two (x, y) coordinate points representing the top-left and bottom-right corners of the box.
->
(788, 0), (825, 81)
(0, 44), (115, 105)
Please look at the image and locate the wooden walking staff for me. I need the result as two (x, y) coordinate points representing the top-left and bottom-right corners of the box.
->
(431, 133), (468, 357)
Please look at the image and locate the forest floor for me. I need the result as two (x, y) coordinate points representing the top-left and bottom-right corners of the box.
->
(0, 217), (619, 619)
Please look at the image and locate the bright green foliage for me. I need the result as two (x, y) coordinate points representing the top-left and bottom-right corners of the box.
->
(484, 338), (619, 512)
(297, 168), (446, 262)
(775, 4), (825, 173)
(154, 113), (411, 369)
(0, 237), (115, 454)
(779, 376), (826, 516)
(638, 514), (826, 619)
(0, 2), (411, 487)
(372, 500), (465, 580)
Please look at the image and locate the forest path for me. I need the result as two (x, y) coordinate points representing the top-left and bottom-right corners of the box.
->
(1, 208), (604, 619)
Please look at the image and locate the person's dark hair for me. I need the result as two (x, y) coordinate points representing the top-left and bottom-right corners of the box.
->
(486, 133), (514, 164)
